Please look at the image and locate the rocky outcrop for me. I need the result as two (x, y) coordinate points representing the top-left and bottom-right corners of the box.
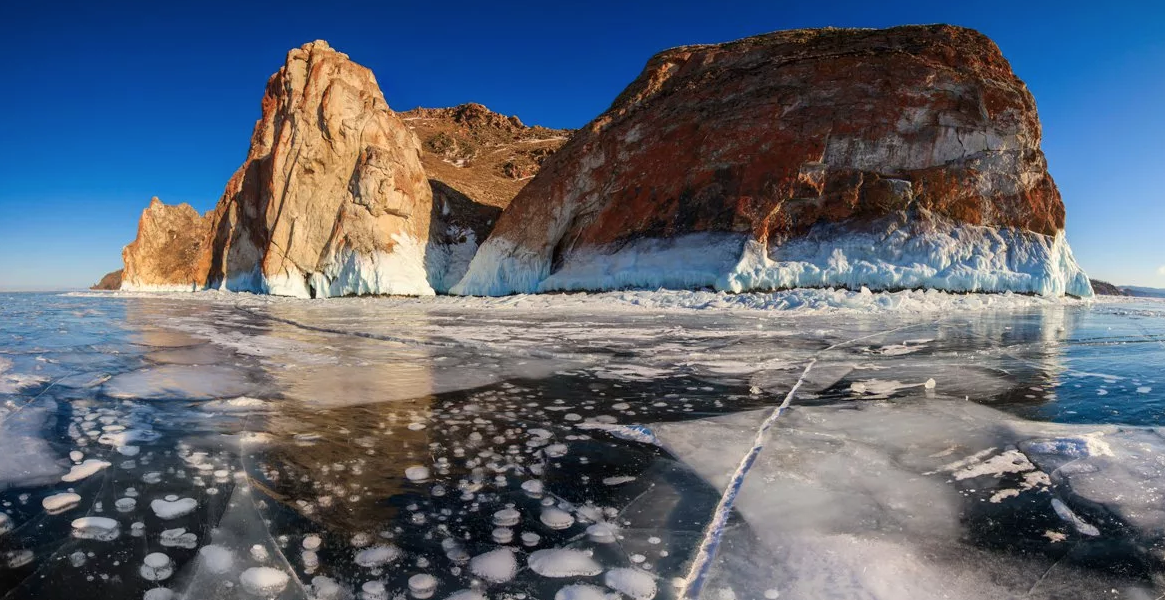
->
(1088, 279), (1128, 296)
(202, 40), (436, 298)
(91, 269), (123, 291)
(121, 198), (212, 291)
(400, 103), (570, 290)
(452, 25), (1092, 297)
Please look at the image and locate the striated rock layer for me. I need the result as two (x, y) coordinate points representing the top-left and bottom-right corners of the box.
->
(203, 40), (435, 298)
(121, 198), (211, 291)
(452, 25), (1092, 297)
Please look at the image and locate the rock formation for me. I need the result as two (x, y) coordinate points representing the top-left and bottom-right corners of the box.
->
(202, 40), (436, 298)
(452, 25), (1092, 297)
(1088, 279), (1129, 296)
(400, 103), (570, 290)
(90, 269), (123, 291)
(120, 198), (211, 291)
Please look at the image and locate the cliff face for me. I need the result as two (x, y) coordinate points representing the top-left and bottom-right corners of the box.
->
(399, 103), (570, 290)
(120, 198), (211, 291)
(203, 40), (435, 298)
(452, 25), (1092, 297)
(114, 44), (567, 297)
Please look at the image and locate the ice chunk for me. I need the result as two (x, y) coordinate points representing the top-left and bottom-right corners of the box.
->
(528, 548), (602, 577)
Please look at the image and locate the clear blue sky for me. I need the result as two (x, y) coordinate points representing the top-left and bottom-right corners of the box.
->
(1, 0), (1162, 290)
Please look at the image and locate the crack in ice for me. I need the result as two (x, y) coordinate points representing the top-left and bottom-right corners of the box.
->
(680, 322), (928, 599)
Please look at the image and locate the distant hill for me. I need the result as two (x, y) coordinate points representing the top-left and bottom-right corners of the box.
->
(1089, 279), (1128, 296)
(1123, 286), (1165, 298)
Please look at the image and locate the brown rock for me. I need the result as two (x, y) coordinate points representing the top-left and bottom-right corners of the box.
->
(120, 198), (212, 291)
(202, 40), (435, 297)
(399, 103), (571, 289)
(90, 269), (123, 291)
(453, 25), (1091, 297)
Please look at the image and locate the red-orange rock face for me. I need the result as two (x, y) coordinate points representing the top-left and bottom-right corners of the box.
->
(453, 25), (1091, 297)
(120, 198), (211, 291)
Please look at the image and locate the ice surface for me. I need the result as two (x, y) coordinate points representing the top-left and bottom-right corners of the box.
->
(5, 291), (1165, 600)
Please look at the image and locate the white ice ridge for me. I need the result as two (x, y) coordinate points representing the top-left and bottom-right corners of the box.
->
(215, 235), (437, 298)
(452, 211), (1094, 298)
(680, 357), (817, 599)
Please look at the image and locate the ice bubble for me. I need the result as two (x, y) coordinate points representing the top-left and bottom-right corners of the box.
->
(408, 573), (438, 598)
(602, 476), (635, 486)
(544, 444), (568, 458)
(492, 527), (513, 543)
(144, 588), (175, 600)
(1051, 498), (1101, 536)
(160, 527), (197, 549)
(140, 552), (173, 581)
(493, 507), (521, 527)
(240, 566), (290, 595)
(520, 479), (544, 496)
(71, 516), (120, 541)
(469, 547), (518, 583)
(849, 382), (867, 394)
(303, 533), (322, 550)
(302, 550), (319, 569)
(150, 497), (197, 519)
(521, 531), (541, 547)
(355, 544), (401, 568)
(604, 568), (657, 600)
(116, 497), (137, 513)
(3, 550), (34, 569)
(362, 581), (388, 600)
(250, 544), (270, 562)
(69, 550), (87, 567)
(142, 472), (163, 484)
(62, 459), (111, 482)
(540, 507), (575, 530)
(443, 592), (486, 600)
(924, 378), (936, 390)
(310, 576), (345, 600)
(199, 545), (234, 574)
(586, 522), (618, 544)
(0, 513), (10, 535)
(528, 548), (602, 577)
(43, 492), (82, 515)
(119, 446), (141, 456)
(405, 466), (431, 482)
(554, 584), (612, 600)
(69, 451), (83, 462)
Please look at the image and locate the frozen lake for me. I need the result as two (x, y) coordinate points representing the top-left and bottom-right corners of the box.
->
(1, 290), (1164, 599)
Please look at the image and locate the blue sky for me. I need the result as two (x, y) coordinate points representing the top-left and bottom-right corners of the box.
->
(0, 0), (1162, 290)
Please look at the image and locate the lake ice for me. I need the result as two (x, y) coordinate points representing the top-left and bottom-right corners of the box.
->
(1, 289), (1164, 599)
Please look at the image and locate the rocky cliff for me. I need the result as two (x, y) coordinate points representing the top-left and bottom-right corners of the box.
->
(202, 40), (435, 298)
(114, 44), (567, 297)
(90, 269), (123, 291)
(452, 25), (1092, 297)
(120, 198), (211, 291)
(400, 103), (570, 290)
